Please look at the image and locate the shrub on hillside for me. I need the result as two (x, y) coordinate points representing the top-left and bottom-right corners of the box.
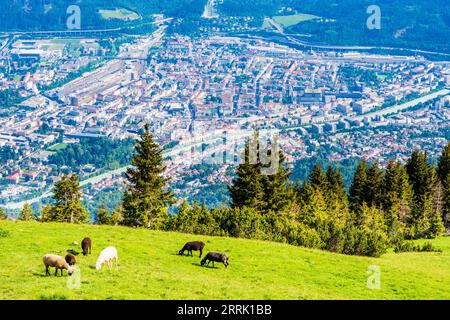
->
(394, 241), (442, 253)
(0, 228), (8, 238)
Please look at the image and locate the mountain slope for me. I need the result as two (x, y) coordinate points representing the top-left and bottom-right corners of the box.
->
(0, 220), (449, 299)
(0, 0), (206, 31)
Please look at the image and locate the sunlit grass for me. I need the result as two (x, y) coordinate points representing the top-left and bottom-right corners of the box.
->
(0, 220), (449, 300)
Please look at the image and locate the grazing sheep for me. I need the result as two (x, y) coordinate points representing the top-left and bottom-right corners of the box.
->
(201, 252), (229, 269)
(179, 241), (205, 258)
(65, 254), (76, 266)
(43, 254), (73, 276)
(96, 246), (118, 270)
(81, 237), (92, 256)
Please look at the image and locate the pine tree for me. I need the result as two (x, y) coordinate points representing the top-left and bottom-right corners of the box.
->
(298, 183), (328, 229)
(444, 175), (450, 229)
(429, 180), (445, 238)
(381, 159), (413, 241)
(406, 150), (435, 238)
(111, 205), (124, 226)
(309, 164), (327, 191)
(51, 174), (89, 224)
(122, 124), (173, 229)
(437, 141), (450, 228)
(365, 162), (384, 208)
(39, 203), (52, 222)
(262, 145), (293, 213)
(96, 206), (112, 225)
(0, 207), (7, 220)
(437, 141), (450, 186)
(349, 159), (368, 215)
(19, 203), (34, 221)
(229, 130), (265, 210)
(326, 166), (347, 202)
(325, 166), (350, 227)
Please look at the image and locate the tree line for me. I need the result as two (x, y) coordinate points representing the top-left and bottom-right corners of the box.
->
(7, 126), (449, 257)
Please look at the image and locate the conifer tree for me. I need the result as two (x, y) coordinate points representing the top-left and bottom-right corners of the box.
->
(437, 141), (450, 186)
(325, 166), (350, 226)
(19, 203), (34, 221)
(262, 144), (293, 213)
(326, 166), (347, 201)
(349, 159), (368, 215)
(111, 205), (124, 226)
(429, 180), (445, 237)
(51, 174), (89, 224)
(365, 162), (384, 208)
(309, 164), (327, 192)
(39, 203), (52, 222)
(381, 159), (413, 241)
(437, 141), (450, 228)
(406, 150), (435, 237)
(122, 124), (173, 229)
(229, 130), (265, 210)
(96, 206), (112, 225)
(0, 207), (7, 220)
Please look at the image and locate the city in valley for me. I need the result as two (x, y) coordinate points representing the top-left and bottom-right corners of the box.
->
(1, 14), (450, 213)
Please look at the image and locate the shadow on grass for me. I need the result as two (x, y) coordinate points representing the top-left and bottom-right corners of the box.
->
(33, 272), (48, 278)
(66, 249), (80, 256)
(33, 272), (70, 278)
(191, 262), (218, 269)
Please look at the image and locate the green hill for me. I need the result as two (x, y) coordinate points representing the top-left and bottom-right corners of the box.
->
(0, 220), (449, 300)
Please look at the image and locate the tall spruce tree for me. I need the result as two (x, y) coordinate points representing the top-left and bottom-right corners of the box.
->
(229, 130), (265, 210)
(437, 141), (450, 228)
(381, 159), (413, 241)
(262, 143), (293, 213)
(39, 203), (52, 222)
(0, 207), (7, 220)
(122, 124), (173, 229)
(325, 166), (350, 226)
(406, 150), (435, 238)
(19, 203), (34, 221)
(326, 166), (347, 201)
(96, 206), (112, 225)
(51, 174), (89, 224)
(365, 162), (384, 208)
(230, 129), (293, 213)
(437, 141), (450, 186)
(309, 164), (327, 192)
(349, 159), (368, 215)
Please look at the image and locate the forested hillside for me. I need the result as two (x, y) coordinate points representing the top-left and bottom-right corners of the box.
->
(2, 0), (449, 53)
(221, 0), (450, 53)
(0, 0), (206, 31)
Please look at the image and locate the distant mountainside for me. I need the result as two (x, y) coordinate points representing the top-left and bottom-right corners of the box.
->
(0, 0), (206, 31)
(1, 0), (449, 54)
(220, 0), (450, 54)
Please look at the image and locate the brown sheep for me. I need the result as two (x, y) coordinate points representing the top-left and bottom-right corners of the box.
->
(81, 237), (92, 256)
(43, 254), (73, 276)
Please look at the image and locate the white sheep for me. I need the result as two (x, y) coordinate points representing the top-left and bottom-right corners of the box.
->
(96, 246), (118, 270)
(43, 254), (73, 276)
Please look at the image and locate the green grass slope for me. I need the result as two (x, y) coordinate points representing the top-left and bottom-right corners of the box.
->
(0, 220), (449, 300)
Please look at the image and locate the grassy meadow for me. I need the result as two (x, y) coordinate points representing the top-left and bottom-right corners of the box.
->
(98, 8), (140, 21)
(263, 13), (320, 29)
(0, 220), (449, 300)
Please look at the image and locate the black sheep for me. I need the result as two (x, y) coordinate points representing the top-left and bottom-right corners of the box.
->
(81, 237), (92, 256)
(201, 252), (229, 269)
(179, 241), (205, 258)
